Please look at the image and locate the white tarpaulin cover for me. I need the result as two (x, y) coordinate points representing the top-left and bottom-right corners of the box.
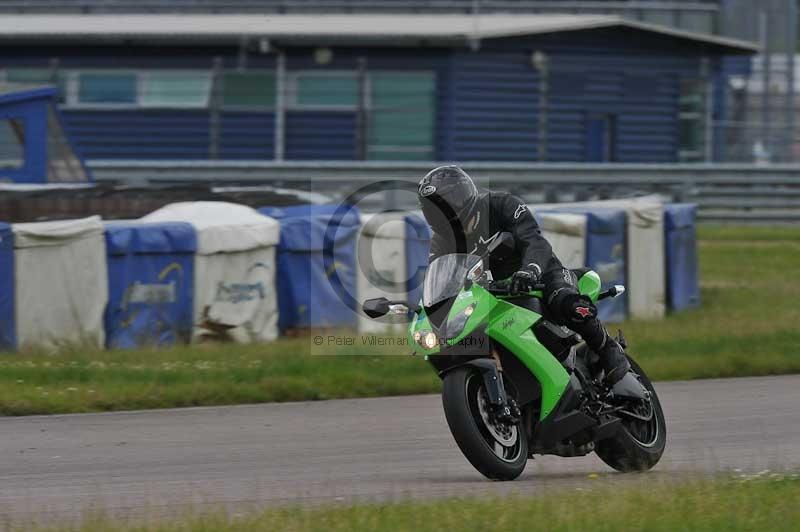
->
(535, 212), (587, 269)
(536, 196), (665, 319)
(357, 213), (410, 333)
(142, 201), (280, 253)
(142, 202), (281, 343)
(12, 216), (107, 348)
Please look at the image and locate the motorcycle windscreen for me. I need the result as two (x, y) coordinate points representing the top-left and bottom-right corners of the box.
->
(422, 253), (481, 307)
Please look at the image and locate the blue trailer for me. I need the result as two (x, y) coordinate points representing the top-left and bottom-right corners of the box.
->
(0, 87), (90, 184)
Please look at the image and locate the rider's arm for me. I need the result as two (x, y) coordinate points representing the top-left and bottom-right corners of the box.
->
(497, 194), (564, 275)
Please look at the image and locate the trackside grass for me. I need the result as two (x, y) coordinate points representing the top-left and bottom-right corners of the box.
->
(0, 225), (798, 415)
(20, 474), (800, 532)
(611, 224), (800, 380)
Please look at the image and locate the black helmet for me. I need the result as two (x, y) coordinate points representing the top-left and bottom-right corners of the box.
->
(418, 165), (479, 233)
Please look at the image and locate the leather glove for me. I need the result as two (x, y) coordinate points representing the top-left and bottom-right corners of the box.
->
(510, 263), (542, 295)
(557, 291), (597, 323)
(543, 268), (594, 323)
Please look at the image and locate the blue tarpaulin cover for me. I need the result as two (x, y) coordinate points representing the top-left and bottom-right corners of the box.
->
(104, 222), (196, 348)
(404, 214), (431, 307)
(538, 207), (628, 322)
(0, 222), (14, 350)
(664, 204), (700, 311)
(259, 204), (361, 330)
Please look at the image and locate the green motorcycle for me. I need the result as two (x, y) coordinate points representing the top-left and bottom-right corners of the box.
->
(363, 232), (666, 481)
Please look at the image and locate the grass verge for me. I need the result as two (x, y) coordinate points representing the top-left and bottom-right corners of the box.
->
(620, 224), (800, 380)
(23, 473), (800, 532)
(0, 225), (798, 415)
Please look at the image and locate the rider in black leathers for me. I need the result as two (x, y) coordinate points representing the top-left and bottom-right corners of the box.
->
(419, 165), (630, 386)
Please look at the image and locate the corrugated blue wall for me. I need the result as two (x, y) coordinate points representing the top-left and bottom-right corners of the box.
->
(62, 110), (211, 159)
(448, 28), (713, 162)
(219, 111), (274, 159)
(2, 33), (749, 162)
(446, 51), (541, 161)
(285, 111), (356, 160)
(62, 110), (278, 160)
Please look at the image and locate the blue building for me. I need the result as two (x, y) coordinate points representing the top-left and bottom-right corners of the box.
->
(0, 1), (737, 38)
(0, 14), (755, 163)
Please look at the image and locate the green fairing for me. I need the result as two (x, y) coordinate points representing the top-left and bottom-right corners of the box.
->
(408, 283), (570, 420)
(578, 270), (602, 302)
(407, 270), (603, 421)
(482, 294), (570, 420)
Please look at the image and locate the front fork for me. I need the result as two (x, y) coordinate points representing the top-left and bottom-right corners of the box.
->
(465, 358), (521, 425)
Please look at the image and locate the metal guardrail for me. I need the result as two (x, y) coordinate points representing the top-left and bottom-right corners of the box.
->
(0, 1), (722, 14)
(88, 160), (800, 222)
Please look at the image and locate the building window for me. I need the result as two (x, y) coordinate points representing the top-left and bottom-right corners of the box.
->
(678, 11), (715, 36)
(678, 79), (707, 162)
(77, 72), (137, 104)
(141, 72), (212, 108)
(6, 68), (50, 84)
(0, 118), (25, 170)
(3, 69), (68, 102)
(290, 72), (359, 109)
(367, 72), (435, 161)
(221, 72), (275, 109)
(5, 69), (216, 109)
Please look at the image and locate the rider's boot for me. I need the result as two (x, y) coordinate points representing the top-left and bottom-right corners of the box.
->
(570, 319), (631, 386)
(597, 335), (631, 386)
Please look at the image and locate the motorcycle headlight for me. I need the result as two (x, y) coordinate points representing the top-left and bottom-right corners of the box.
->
(445, 303), (476, 339)
(421, 331), (438, 349)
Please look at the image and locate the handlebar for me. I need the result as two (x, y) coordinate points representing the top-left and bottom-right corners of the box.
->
(486, 280), (626, 301)
(483, 280), (546, 296)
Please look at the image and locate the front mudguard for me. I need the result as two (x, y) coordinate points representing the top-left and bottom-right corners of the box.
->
(464, 358), (508, 407)
(438, 358), (509, 409)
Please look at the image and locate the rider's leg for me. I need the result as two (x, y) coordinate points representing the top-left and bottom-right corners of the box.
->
(542, 268), (630, 386)
(514, 295), (629, 385)
(569, 318), (630, 385)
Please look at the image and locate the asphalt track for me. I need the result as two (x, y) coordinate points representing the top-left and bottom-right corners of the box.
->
(0, 375), (798, 524)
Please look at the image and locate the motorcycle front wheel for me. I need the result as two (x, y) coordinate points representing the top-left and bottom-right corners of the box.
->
(441, 367), (528, 481)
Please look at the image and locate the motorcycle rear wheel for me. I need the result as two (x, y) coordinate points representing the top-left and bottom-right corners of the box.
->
(594, 355), (666, 472)
(442, 367), (528, 481)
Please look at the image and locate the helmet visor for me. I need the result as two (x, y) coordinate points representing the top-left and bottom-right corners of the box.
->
(420, 194), (455, 232)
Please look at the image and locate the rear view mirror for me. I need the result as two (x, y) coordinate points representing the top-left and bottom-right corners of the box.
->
(486, 232), (515, 256)
(362, 297), (391, 318)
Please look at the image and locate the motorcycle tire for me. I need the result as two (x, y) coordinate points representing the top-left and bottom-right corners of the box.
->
(595, 355), (667, 472)
(442, 367), (528, 481)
